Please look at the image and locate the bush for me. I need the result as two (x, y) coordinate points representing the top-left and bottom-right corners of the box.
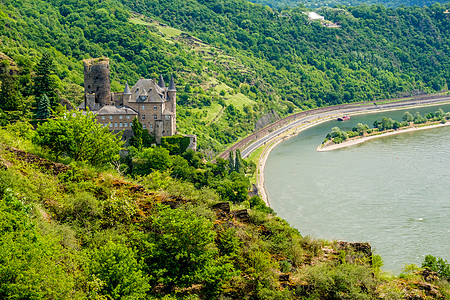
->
(422, 255), (450, 281)
(0, 188), (76, 299)
(296, 263), (377, 299)
(33, 109), (123, 166)
(250, 195), (273, 214)
(146, 204), (234, 291)
(86, 241), (149, 299)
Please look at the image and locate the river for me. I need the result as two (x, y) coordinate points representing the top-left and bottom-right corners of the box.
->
(264, 104), (450, 273)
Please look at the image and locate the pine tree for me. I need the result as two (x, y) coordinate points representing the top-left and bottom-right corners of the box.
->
(130, 117), (143, 151)
(36, 93), (51, 119)
(228, 150), (234, 174)
(33, 52), (57, 107)
(0, 74), (20, 111)
(234, 149), (244, 174)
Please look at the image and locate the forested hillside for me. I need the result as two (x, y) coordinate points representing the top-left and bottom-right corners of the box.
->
(248, 0), (450, 9)
(1, 0), (449, 155)
(1, 0), (450, 297)
(1, 111), (449, 299)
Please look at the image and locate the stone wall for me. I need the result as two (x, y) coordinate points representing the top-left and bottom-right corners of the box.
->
(83, 58), (111, 107)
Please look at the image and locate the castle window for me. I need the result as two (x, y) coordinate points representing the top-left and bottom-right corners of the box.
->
(109, 116), (112, 120)
(154, 115), (157, 120)
(153, 105), (157, 110)
(142, 105), (145, 110)
(142, 115), (146, 120)
(114, 123), (118, 127)
(165, 115), (170, 120)
(119, 123), (123, 127)
(109, 123), (113, 127)
(127, 115), (130, 119)
(130, 123), (132, 127)
(119, 115), (123, 119)
(124, 123), (128, 127)
(143, 125), (146, 129)
(149, 124), (153, 129)
(101, 116), (105, 120)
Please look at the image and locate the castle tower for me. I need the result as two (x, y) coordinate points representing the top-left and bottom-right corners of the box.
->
(83, 58), (111, 109)
(168, 76), (176, 101)
(167, 76), (177, 133)
(122, 82), (131, 106)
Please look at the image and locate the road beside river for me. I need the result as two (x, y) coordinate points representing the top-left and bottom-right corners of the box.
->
(231, 95), (450, 206)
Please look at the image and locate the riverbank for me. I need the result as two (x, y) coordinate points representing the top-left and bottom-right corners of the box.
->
(317, 121), (450, 152)
(252, 98), (450, 206)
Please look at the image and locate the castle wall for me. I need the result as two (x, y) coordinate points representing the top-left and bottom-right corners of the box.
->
(111, 93), (123, 106)
(96, 114), (135, 130)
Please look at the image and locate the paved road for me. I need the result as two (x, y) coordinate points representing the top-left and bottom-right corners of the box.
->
(240, 96), (450, 159)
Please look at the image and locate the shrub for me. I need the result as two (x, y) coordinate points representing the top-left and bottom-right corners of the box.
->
(296, 263), (377, 299)
(86, 241), (149, 299)
(422, 255), (450, 281)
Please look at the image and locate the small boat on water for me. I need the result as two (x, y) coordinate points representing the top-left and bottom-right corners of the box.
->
(337, 115), (350, 121)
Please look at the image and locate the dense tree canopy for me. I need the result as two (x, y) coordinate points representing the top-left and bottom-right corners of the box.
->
(1, 0), (449, 154)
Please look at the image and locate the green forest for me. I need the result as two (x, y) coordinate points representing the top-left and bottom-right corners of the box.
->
(248, 0), (450, 9)
(1, 0), (450, 298)
(1, 0), (449, 154)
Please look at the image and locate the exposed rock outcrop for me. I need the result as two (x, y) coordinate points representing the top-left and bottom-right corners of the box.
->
(254, 110), (280, 131)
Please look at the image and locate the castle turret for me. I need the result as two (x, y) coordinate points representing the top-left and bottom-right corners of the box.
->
(83, 58), (111, 109)
(168, 76), (176, 99)
(123, 82), (132, 105)
(167, 76), (177, 134)
(157, 74), (166, 89)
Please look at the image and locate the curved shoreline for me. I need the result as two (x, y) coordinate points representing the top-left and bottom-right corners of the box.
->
(317, 122), (450, 152)
(254, 99), (450, 206)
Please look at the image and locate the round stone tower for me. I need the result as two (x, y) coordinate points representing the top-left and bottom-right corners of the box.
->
(83, 58), (111, 107)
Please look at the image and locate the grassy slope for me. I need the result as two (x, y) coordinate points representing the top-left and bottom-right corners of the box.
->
(1, 126), (449, 299)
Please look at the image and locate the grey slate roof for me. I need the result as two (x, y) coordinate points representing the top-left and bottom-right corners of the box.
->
(96, 105), (137, 115)
(131, 78), (165, 103)
(158, 74), (166, 88)
(123, 82), (131, 95)
(140, 88), (148, 97)
(168, 76), (176, 91)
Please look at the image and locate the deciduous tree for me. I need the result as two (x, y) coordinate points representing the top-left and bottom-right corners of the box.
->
(33, 109), (123, 165)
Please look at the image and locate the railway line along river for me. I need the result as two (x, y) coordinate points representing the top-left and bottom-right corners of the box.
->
(264, 103), (450, 273)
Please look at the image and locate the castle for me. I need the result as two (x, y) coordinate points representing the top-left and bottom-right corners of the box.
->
(81, 57), (178, 144)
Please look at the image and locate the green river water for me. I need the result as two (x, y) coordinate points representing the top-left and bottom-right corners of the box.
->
(265, 104), (450, 273)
